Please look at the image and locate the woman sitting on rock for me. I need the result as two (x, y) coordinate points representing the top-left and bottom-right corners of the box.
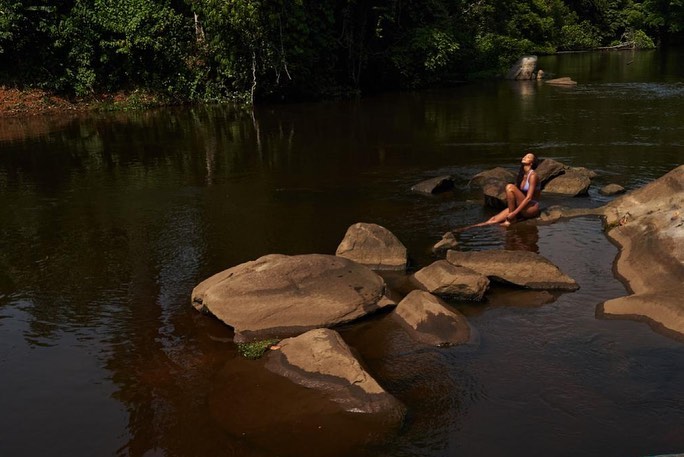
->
(462, 152), (542, 229)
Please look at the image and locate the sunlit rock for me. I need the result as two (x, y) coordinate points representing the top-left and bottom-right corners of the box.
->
(599, 183), (626, 196)
(506, 55), (538, 80)
(392, 290), (473, 346)
(543, 169), (591, 196)
(446, 249), (579, 290)
(192, 254), (394, 342)
(336, 222), (408, 270)
(546, 77), (577, 86)
(264, 328), (405, 418)
(411, 175), (455, 195)
(599, 165), (684, 335)
(413, 260), (489, 301)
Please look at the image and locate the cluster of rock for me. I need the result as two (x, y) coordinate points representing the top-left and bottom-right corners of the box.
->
(467, 158), (625, 208)
(505, 55), (578, 85)
(192, 220), (579, 421)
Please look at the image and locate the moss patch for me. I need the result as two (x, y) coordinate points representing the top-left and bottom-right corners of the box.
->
(236, 339), (280, 359)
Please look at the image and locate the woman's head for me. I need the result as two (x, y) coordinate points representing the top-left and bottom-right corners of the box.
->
(521, 152), (539, 169)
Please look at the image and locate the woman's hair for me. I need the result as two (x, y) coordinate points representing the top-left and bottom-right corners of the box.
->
(515, 153), (540, 188)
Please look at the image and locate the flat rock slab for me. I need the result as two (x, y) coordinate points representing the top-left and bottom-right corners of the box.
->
(546, 77), (577, 86)
(599, 183), (626, 196)
(265, 328), (405, 417)
(192, 254), (393, 342)
(544, 169), (591, 196)
(411, 175), (455, 194)
(336, 222), (408, 270)
(413, 260), (489, 301)
(446, 249), (579, 290)
(392, 290), (472, 346)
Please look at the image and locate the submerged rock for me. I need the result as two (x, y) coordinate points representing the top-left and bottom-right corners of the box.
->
(411, 175), (455, 195)
(191, 254), (393, 342)
(446, 249), (579, 290)
(432, 231), (459, 253)
(392, 290), (472, 346)
(413, 260), (489, 301)
(546, 77), (577, 86)
(336, 222), (408, 271)
(599, 183), (626, 196)
(264, 328), (405, 417)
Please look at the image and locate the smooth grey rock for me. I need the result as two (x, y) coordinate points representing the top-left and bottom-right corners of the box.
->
(413, 260), (489, 301)
(192, 254), (393, 342)
(535, 158), (566, 185)
(411, 175), (455, 194)
(469, 167), (516, 189)
(392, 290), (472, 346)
(446, 249), (579, 290)
(336, 222), (408, 271)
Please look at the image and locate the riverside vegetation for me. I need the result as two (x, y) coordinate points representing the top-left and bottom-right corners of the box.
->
(1, 0), (682, 107)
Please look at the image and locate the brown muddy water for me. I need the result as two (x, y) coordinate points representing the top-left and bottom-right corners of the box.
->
(1, 50), (684, 457)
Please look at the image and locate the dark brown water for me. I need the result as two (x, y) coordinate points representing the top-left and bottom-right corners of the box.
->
(1, 49), (683, 457)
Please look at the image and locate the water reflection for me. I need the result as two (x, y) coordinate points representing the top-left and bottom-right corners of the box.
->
(504, 223), (539, 252)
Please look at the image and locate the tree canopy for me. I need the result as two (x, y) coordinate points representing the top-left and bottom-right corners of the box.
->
(0, 0), (680, 102)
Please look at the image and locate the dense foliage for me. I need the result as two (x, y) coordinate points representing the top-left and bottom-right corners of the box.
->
(0, 0), (681, 102)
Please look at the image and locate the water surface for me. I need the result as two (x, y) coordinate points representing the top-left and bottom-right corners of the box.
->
(1, 49), (683, 457)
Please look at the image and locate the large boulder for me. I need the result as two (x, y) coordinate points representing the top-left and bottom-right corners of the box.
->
(264, 328), (405, 417)
(599, 165), (684, 335)
(392, 290), (472, 346)
(411, 175), (455, 195)
(482, 180), (508, 209)
(469, 167), (516, 189)
(446, 249), (579, 290)
(506, 56), (538, 80)
(535, 158), (566, 185)
(413, 260), (489, 301)
(336, 222), (408, 270)
(543, 168), (591, 196)
(192, 254), (393, 342)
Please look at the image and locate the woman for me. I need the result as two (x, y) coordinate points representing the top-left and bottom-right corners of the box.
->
(463, 152), (542, 229)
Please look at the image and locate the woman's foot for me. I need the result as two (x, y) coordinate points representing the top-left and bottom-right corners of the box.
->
(500, 219), (512, 227)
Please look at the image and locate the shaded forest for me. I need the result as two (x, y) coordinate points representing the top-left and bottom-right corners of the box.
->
(1, 0), (682, 103)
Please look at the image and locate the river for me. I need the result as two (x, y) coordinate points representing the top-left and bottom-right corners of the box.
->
(1, 49), (683, 457)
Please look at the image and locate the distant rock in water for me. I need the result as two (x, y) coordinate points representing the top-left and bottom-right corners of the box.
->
(191, 253), (394, 342)
(599, 183), (626, 196)
(546, 77), (577, 86)
(392, 290), (473, 347)
(469, 167), (516, 189)
(336, 222), (408, 270)
(506, 56), (538, 80)
(411, 175), (455, 195)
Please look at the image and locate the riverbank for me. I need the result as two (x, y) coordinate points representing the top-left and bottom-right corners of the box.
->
(0, 87), (176, 117)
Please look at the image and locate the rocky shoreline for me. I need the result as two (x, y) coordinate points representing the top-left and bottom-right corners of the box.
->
(191, 163), (684, 446)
